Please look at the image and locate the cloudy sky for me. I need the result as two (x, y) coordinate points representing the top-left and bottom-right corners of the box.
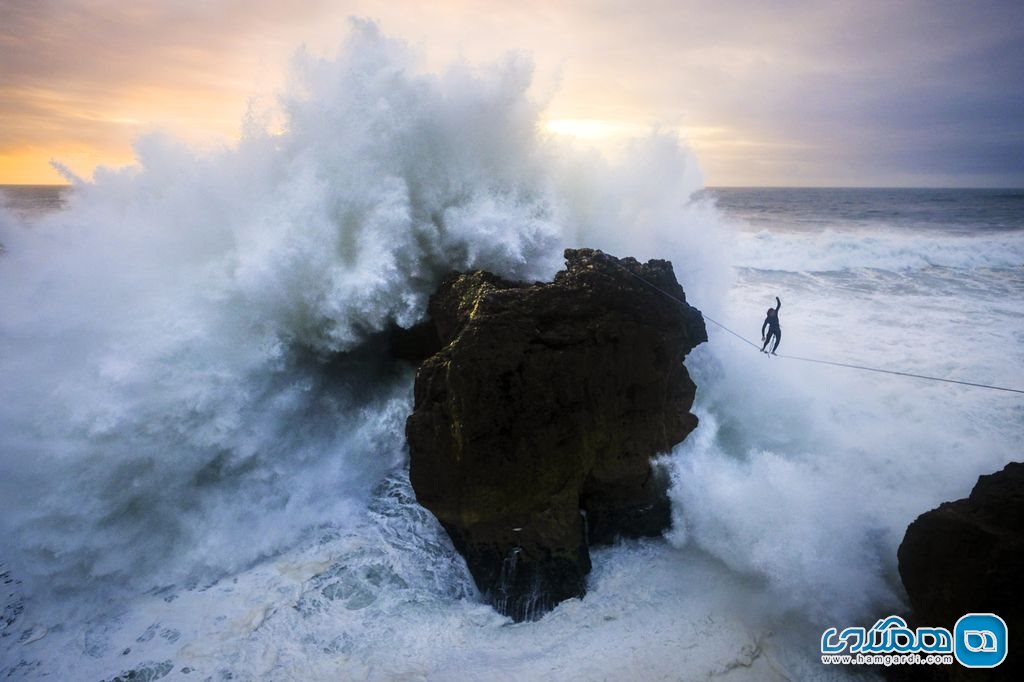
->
(2, 0), (1023, 186)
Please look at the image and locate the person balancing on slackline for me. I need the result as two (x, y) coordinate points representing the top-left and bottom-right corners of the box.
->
(761, 296), (781, 355)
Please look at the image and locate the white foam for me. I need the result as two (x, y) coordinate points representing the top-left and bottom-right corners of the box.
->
(734, 226), (1024, 273)
(668, 231), (1023, 626)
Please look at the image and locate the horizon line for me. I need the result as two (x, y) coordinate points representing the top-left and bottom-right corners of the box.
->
(4, 183), (1023, 191)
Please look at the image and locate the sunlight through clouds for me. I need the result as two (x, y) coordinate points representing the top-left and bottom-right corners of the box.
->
(1, 1), (1022, 186)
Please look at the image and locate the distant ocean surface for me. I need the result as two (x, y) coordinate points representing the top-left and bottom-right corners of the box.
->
(9, 182), (1024, 229)
(0, 185), (67, 220)
(1, 37), (1022, 680)
(706, 186), (1024, 233)
(9, 184), (1021, 230)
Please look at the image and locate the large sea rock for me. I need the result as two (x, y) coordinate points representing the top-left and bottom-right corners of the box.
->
(894, 461), (1023, 680)
(405, 248), (706, 620)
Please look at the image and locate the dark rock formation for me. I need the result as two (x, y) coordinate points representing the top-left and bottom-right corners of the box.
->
(893, 462), (1023, 681)
(387, 320), (443, 363)
(406, 248), (706, 620)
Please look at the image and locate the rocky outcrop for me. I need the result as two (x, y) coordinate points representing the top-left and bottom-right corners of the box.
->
(406, 248), (706, 620)
(894, 462), (1023, 680)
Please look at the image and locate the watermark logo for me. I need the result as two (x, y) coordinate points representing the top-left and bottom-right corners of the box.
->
(954, 613), (1007, 668)
(820, 613), (1007, 668)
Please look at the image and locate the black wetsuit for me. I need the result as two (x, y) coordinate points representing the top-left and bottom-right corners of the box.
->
(761, 297), (781, 353)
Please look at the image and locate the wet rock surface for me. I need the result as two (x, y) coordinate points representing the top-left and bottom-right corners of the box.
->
(892, 461), (1023, 681)
(406, 248), (706, 620)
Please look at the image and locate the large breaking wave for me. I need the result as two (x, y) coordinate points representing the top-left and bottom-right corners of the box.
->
(0, 20), (724, 614)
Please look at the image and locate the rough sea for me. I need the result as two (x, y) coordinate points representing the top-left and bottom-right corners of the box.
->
(2, 25), (1022, 682)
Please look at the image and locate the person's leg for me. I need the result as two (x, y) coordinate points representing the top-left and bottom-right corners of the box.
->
(771, 329), (781, 353)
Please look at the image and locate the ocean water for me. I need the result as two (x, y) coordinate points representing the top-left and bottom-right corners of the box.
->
(0, 186), (67, 222)
(2, 23), (1023, 681)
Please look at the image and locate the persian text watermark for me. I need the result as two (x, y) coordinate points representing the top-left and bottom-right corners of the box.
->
(820, 613), (1007, 668)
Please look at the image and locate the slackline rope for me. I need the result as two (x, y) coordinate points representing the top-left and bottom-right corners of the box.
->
(612, 261), (1024, 396)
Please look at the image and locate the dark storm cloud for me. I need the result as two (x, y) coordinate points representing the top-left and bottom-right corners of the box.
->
(671, 0), (1024, 185)
(472, 0), (1024, 185)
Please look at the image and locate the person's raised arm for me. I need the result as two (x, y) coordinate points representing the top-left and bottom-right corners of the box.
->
(775, 296), (781, 313)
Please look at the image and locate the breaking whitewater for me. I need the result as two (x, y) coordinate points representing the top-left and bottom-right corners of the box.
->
(2, 22), (1022, 681)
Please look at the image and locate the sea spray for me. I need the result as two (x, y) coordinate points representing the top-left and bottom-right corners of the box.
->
(667, 214), (1023, 626)
(0, 19), (722, 625)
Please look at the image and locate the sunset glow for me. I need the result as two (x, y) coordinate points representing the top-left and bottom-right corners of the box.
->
(2, 1), (1022, 187)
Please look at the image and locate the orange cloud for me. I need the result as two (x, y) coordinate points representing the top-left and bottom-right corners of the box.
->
(0, 144), (136, 185)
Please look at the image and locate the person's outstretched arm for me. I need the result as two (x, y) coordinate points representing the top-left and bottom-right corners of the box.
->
(775, 296), (781, 313)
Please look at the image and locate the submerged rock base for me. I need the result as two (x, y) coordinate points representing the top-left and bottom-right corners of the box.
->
(406, 248), (706, 620)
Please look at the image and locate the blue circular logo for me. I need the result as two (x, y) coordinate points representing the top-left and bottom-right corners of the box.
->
(954, 613), (1008, 668)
